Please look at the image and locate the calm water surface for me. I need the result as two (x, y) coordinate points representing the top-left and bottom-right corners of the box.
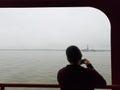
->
(0, 51), (111, 90)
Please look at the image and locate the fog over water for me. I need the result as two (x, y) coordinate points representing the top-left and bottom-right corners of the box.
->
(0, 51), (111, 90)
(0, 7), (110, 50)
(0, 7), (111, 90)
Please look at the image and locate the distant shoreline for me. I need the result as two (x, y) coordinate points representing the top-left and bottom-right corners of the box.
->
(0, 49), (111, 52)
(0, 49), (65, 51)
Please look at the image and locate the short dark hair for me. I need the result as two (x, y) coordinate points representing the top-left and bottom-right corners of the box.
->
(66, 45), (82, 63)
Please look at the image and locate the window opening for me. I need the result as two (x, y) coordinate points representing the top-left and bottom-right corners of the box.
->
(0, 7), (111, 90)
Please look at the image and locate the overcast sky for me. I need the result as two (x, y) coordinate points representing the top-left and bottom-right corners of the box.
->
(0, 7), (111, 50)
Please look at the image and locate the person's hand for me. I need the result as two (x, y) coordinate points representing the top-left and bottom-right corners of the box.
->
(84, 59), (91, 65)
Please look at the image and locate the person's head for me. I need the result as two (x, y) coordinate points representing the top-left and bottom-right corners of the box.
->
(66, 45), (82, 64)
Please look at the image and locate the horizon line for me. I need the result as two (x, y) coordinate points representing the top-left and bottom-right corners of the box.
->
(0, 49), (111, 51)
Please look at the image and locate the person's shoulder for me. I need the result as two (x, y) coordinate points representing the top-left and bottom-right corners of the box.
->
(57, 66), (67, 74)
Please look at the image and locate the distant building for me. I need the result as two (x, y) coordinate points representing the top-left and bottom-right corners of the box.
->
(82, 45), (96, 52)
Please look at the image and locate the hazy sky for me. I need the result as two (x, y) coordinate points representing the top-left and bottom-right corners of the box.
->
(0, 7), (111, 50)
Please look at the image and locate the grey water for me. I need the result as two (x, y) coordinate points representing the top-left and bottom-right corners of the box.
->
(0, 50), (111, 90)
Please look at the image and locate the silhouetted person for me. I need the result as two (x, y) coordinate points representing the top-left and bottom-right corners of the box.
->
(57, 45), (106, 90)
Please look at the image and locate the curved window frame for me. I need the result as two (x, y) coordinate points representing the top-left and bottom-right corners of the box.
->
(0, 0), (120, 88)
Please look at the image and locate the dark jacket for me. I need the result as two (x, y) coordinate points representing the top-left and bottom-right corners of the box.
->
(57, 64), (106, 90)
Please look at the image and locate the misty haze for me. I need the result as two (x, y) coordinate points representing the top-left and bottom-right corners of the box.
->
(0, 7), (110, 50)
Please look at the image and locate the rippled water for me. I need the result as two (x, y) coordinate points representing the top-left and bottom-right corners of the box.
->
(0, 51), (111, 90)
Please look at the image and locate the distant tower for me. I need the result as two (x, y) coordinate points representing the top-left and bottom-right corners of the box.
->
(87, 45), (89, 51)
